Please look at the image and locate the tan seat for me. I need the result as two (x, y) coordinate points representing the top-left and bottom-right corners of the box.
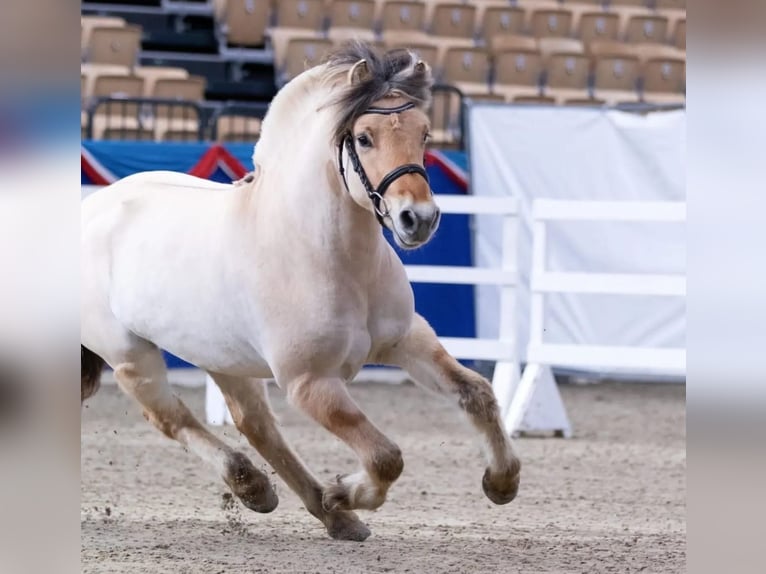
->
(442, 47), (491, 95)
(492, 43), (544, 101)
(588, 40), (638, 59)
(608, 0), (649, 6)
(380, 1), (427, 33)
(81, 63), (131, 98)
(563, 97), (606, 107)
(215, 115), (263, 142)
(269, 29), (326, 79)
(89, 75), (145, 140)
(672, 18), (685, 49)
(577, 12), (620, 45)
(655, 0), (685, 8)
(543, 51), (591, 104)
(478, 6), (525, 44)
(632, 43), (685, 64)
(81, 16), (125, 54)
(642, 57), (685, 104)
(152, 76), (206, 141)
(281, 36), (334, 82)
(429, 88), (463, 148)
(625, 15), (669, 44)
(429, 3), (476, 39)
(86, 25), (142, 67)
(329, 0), (376, 30)
(530, 9), (574, 39)
(538, 38), (585, 57)
(593, 54), (641, 104)
(327, 27), (378, 48)
(216, 0), (271, 47)
(489, 34), (538, 54)
(512, 94), (556, 105)
(274, 0), (325, 30)
(134, 66), (189, 98)
(467, 92), (505, 104)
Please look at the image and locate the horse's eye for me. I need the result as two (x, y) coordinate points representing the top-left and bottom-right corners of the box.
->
(356, 134), (372, 148)
(423, 132), (431, 144)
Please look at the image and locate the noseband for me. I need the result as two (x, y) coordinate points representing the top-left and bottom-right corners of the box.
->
(337, 101), (430, 226)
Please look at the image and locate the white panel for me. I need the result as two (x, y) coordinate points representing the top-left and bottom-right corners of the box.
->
(439, 337), (515, 361)
(533, 272), (686, 296)
(534, 199), (686, 222)
(527, 344), (686, 374)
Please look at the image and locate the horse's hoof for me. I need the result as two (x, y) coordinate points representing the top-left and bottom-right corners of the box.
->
(238, 485), (279, 514)
(482, 465), (520, 505)
(224, 452), (279, 513)
(325, 510), (371, 542)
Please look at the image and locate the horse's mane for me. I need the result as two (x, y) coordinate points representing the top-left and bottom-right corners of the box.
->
(253, 42), (432, 169)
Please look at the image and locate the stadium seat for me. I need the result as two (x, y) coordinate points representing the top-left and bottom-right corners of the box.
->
(562, 97), (607, 107)
(215, 0), (270, 48)
(625, 15), (669, 44)
(490, 34), (538, 54)
(478, 5), (525, 44)
(380, 1), (427, 33)
(429, 3), (477, 39)
(492, 40), (544, 101)
(466, 92), (505, 104)
(89, 75), (145, 140)
(329, 0), (376, 30)
(538, 37), (585, 57)
(429, 87), (462, 147)
(215, 115), (263, 142)
(282, 36), (334, 83)
(512, 94), (556, 105)
(607, 0), (649, 6)
(672, 18), (685, 49)
(655, 0), (685, 8)
(81, 16), (126, 55)
(327, 27), (378, 48)
(543, 49), (591, 104)
(274, 0), (325, 30)
(134, 66), (189, 98)
(442, 47), (491, 95)
(86, 25), (142, 67)
(592, 54), (641, 104)
(81, 63), (131, 98)
(153, 76), (206, 141)
(576, 12), (620, 45)
(641, 57), (685, 104)
(529, 9), (574, 39)
(632, 43), (685, 64)
(588, 39), (637, 59)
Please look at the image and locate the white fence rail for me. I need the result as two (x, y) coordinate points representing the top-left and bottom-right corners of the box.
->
(504, 199), (687, 437)
(206, 195), (521, 425)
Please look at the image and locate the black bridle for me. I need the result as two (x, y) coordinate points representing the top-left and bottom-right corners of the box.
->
(337, 101), (430, 227)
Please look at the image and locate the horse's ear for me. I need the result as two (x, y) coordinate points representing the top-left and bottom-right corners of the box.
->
(413, 60), (431, 78)
(348, 59), (370, 85)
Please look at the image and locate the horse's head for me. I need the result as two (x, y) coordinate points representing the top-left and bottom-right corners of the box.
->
(329, 44), (441, 249)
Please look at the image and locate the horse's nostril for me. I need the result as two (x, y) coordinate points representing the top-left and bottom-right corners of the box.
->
(400, 208), (416, 231)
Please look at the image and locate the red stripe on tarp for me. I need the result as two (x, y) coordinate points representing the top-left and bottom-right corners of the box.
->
(425, 150), (468, 192)
(189, 144), (248, 180)
(81, 152), (113, 185)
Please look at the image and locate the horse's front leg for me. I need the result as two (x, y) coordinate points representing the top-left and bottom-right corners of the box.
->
(376, 313), (521, 504)
(283, 374), (404, 514)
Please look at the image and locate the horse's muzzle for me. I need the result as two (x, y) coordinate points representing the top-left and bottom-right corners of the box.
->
(395, 203), (441, 247)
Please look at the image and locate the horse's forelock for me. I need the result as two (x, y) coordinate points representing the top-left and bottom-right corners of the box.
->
(325, 42), (433, 145)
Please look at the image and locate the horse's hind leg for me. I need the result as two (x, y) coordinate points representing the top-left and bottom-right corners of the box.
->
(210, 374), (371, 542)
(377, 314), (521, 505)
(282, 375), (403, 514)
(110, 344), (278, 513)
